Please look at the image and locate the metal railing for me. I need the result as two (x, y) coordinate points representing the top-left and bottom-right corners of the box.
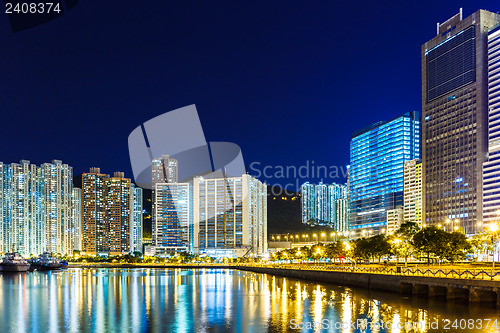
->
(261, 264), (500, 281)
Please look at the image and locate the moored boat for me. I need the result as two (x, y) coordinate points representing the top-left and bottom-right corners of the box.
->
(0, 253), (30, 272)
(31, 252), (63, 271)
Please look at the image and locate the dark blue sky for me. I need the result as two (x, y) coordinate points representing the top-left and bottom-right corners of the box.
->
(1, 1), (498, 189)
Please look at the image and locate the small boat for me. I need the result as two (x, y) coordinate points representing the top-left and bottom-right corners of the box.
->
(31, 252), (63, 271)
(0, 253), (31, 272)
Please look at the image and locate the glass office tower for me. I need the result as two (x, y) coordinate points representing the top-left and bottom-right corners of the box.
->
(154, 183), (193, 253)
(483, 23), (500, 225)
(349, 111), (421, 237)
(422, 9), (500, 235)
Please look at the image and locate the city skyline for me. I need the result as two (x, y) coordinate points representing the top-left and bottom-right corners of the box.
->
(2, 3), (500, 332)
(3, 3), (500, 189)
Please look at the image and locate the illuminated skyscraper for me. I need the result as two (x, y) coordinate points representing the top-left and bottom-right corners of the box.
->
(349, 111), (421, 237)
(130, 185), (143, 253)
(0, 160), (76, 257)
(152, 155), (178, 184)
(152, 155), (178, 247)
(301, 182), (316, 225)
(72, 188), (82, 252)
(41, 160), (74, 255)
(300, 182), (348, 231)
(483, 23), (500, 225)
(153, 183), (192, 254)
(107, 172), (132, 255)
(422, 9), (500, 234)
(403, 159), (423, 226)
(82, 168), (107, 254)
(82, 168), (140, 255)
(193, 174), (267, 257)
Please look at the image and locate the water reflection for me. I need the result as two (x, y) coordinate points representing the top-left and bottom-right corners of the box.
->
(0, 268), (497, 332)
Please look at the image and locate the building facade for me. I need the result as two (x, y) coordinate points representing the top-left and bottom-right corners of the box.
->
(82, 168), (141, 255)
(422, 9), (500, 235)
(41, 160), (74, 255)
(193, 174), (267, 257)
(0, 160), (76, 257)
(301, 182), (349, 231)
(386, 206), (404, 236)
(349, 111), (421, 237)
(153, 183), (193, 254)
(403, 159), (423, 226)
(131, 185), (143, 253)
(151, 155), (178, 248)
(72, 188), (82, 251)
(82, 168), (107, 254)
(106, 172), (132, 255)
(483, 23), (500, 225)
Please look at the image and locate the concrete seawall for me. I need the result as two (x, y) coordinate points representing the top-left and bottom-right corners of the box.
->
(237, 266), (500, 306)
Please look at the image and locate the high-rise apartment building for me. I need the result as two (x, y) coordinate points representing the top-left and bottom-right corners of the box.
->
(72, 188), (82, 252)
(131, 185), (143, 253)
(82, 168), (141, 255)
(82, 168), (107, 254)
(193, 174), (267, 257)
(301, 182), (348, 231)
(107, 172), (132, 255)
(349, 111), (421, 237)
(422, 9), (500, 235)
(0, 160), (76, 257)
(483, 23), (500, 225)
(152, 155), (178, 184)
(403, 159), (423, 226)
(41, 160), (74, 255)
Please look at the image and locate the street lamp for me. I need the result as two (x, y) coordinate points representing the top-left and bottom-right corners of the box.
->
(321, 232), (326, 242)
(488, 223), (500, 275)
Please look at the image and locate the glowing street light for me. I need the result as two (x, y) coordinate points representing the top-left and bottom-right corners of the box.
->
(487, 223), (500, 275)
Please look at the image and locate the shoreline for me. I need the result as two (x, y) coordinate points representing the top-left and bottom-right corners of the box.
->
(68, 263), (238, 269)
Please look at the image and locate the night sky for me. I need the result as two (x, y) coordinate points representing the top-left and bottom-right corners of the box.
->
(1, 1), (499, 189)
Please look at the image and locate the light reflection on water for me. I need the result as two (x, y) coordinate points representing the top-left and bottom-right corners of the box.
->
(0, 268), (498, 332)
